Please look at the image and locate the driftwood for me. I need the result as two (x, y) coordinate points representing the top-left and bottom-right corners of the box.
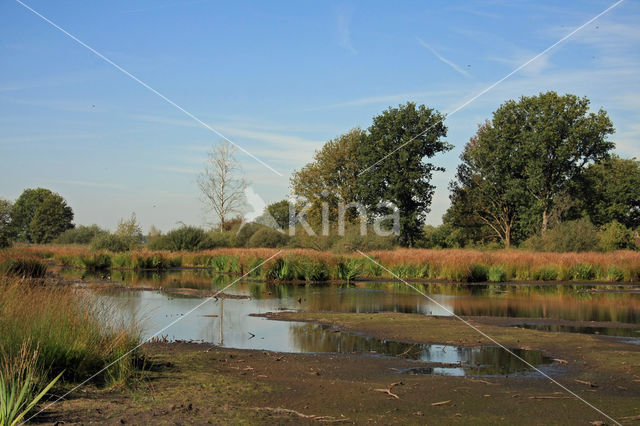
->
(431, 400), (451, 406)
(249, 407), (349, 422)
(374, 381), (403, 399)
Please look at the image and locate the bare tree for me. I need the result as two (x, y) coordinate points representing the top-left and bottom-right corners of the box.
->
(198, 141), (247, 229)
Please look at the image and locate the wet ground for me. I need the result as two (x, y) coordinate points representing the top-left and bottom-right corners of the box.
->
(38, 268), (640, 424)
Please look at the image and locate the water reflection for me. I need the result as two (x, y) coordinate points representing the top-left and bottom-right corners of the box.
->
(511, 323), (640, 338)
(67, 267), (640, 325)
(100, 289), (551, 377)
(289, 324), (553, 377)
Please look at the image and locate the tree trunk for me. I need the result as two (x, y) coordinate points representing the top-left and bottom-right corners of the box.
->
(541, 208), (549, 234)
(504, 226), (511, 248)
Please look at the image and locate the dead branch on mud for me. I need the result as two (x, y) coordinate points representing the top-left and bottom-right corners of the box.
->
(249, 407), (349, 422)
(374, 381), (403, 399)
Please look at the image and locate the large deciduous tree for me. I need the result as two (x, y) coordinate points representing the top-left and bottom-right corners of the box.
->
(449, 92), (615, 244)
(29, 193), (75, 244)
(507, 92), (614, 233)
(581, 156), (640, 229)
(448, 122), (526, 247)
(0, 199), (13, 248)
(198, 141), (247, 230)
(290, 128), (364, 228)
(356, 103), (450, 247)
(11, 188), (74, 243)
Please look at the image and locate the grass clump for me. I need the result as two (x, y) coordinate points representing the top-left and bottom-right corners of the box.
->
(80, 253), (112, 271)
(0, 277), (141, 386)
(0, 258), (47, 278)
(468, 264), (489, 282)
(570, 263), (598, 281)
(488, 266), (506, 282)
(532, 266), (559, 281)
(335, 259), (360, 282)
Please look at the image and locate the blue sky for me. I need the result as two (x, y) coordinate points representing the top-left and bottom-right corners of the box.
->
(1, 0), (639, 232)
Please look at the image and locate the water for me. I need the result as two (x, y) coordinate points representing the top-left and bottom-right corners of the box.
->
(70, 268), (640, 324)
(66, 268), (638, 376)
(98, 288), (553, 377)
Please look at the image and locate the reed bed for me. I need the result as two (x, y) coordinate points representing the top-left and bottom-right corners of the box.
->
(3, 246), (640, 282)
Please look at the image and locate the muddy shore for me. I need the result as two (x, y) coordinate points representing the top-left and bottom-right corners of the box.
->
(36, 312), (640, 425)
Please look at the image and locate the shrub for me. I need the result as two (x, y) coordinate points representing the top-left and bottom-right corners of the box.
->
(522, 218), (600, 252)
(233, 223), (264, 247)
(55, 225), (107, 245)
(90, 233), (130, 252)
(207, 231), (232, 248)
(247, 228), (289, 248)
(148, 226), (218, 251)
(598, 221), (636, 251)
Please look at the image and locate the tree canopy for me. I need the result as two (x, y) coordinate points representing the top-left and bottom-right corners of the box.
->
(356, 103), (450, 246)
(290, 128), (364, 228)
(448, 92), (615, 246)
(11, 188), (74, 243)
(580, 156), (640, 229)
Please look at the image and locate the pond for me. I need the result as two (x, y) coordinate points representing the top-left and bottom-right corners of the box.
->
(63, 268), (640, 376)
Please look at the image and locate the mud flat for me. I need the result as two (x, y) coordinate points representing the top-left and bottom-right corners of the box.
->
(37, 312), (640, 425)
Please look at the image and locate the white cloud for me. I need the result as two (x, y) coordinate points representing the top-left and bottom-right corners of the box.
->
(336, 6), (357, 54)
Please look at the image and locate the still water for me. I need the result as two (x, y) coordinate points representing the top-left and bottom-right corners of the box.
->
(68, 268), (639, 376)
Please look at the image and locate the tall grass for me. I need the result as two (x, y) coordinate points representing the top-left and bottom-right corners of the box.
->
(0, 277), (141, 386)
(4, 246), (640, 282)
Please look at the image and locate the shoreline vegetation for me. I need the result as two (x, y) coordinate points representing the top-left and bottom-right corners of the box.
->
(2, 246), (640, 283)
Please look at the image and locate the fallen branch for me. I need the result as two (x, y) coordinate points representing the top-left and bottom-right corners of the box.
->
(249, 407), (348, 422)
(528, 396), (572, 400)
(374, 382), (403, 399)
(431, 400), (451, 406)
(552, 358), (568, 365)
(467, 378), (497, 385)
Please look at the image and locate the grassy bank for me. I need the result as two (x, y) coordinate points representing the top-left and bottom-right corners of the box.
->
(0, 274), (142, 423)
(3, 246), (640, 283)
(0, 276), (141, 384)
